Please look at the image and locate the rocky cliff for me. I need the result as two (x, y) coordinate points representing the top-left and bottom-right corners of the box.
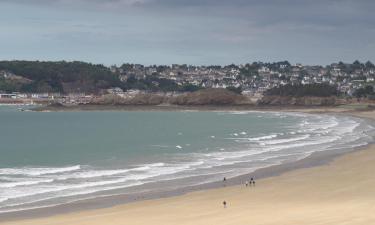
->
(90, 88), (252, 106)
(169, 88), (250, 105)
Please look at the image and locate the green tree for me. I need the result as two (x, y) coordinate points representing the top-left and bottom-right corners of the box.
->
(265, 84), (338, 97)
(226, 86), (242, 94)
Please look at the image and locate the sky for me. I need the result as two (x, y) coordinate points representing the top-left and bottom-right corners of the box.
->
(0, 0), (374, 66)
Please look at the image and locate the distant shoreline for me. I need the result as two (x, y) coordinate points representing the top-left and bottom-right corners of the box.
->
(32, 104), (276, 112)
(31, 103), (375, 115)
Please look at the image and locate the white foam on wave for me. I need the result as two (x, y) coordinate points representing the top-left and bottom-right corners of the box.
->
(200, 114), (362, 164)
(130, 163), (165, 172)
(225, 134), (279, 142)
(12, 166), (215, 214)
(260, 134), (310, 145)
(0, 165), (81, 176)
(53, 163), (166, 180)
(262, 136), (342, 154)
(0, 181), (145, 213)
(0, 162), (191, 204)
(0, 179), (54, 188)
(248, 134), (278, 141)
(2, 174), (151, 202)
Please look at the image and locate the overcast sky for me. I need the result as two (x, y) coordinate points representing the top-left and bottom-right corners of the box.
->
(0, 0), (374, 66)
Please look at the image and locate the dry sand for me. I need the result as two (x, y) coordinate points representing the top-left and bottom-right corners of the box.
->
(2, 110), (375, 225)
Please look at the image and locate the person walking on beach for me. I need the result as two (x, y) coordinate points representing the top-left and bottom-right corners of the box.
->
(223, 177), (227, 187)
(245, 181), (249, 187)
(223, 201), (227, 208)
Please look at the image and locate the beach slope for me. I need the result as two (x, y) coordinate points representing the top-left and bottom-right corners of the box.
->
(2, 143), (375, 224)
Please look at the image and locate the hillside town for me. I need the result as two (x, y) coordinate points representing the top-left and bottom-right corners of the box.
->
(111, 60), (375, 96)
(1, 60), (375, 104)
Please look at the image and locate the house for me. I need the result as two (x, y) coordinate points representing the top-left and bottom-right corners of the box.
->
(107, 87), (124, 95)
(0, 93), (16, 99)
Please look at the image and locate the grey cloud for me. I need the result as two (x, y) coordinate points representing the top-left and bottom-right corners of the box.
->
(5, 0), (375, 9)
(3, 0), (375, 35)
(1, 0), (374, 65)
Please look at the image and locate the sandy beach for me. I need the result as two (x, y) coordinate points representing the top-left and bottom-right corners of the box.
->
(1, 109), (374, 225)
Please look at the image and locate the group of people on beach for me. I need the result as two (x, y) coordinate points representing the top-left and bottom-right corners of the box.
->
(245, 177), (256, 187)
(222, 177), (256, 208)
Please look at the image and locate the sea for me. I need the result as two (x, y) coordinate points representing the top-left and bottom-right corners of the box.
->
(0, 105), (374, 214)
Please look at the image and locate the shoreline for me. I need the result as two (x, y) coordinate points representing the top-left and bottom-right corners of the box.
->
(32, 103), (374, 112)
(2, 142), (371, 222)
(0, 108), (374, 223)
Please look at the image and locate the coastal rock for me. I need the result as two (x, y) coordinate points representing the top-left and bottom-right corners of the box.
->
(169, 88), (250, 105)
(89, 89), (252, 106)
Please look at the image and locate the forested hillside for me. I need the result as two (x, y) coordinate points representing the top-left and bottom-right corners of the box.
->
(0, 61), (122, 93)
(0, 61), (199, 93)
(264, 84), (339, 97)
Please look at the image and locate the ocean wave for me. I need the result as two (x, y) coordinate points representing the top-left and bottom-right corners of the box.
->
(249, 134), (278, 141)
(0, 162), (217, 212)
(0, 179), (54, 188)
(0, 165), (81, 176)
(0, 181), (145, 213)
(0, 162), (195, 203)
(130, 163), (165, 171)
(2, 177), (145, 202)
(226, 134), (278, 142)
(261, 134), (310, 145)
